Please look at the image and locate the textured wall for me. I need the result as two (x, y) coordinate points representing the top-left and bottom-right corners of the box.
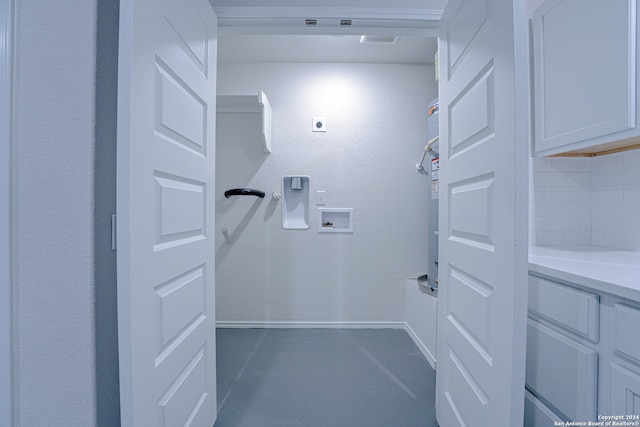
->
(13, 1), (97, 425)
(216, 62), (436, 324)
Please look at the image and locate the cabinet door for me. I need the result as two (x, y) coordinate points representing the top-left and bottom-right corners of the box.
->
(526, 319), (598, 421)
(528, 275), (599, 343)
(524, 390), (564, 427)
(610, 364), (640, 416)
(532, 0), (636, 155)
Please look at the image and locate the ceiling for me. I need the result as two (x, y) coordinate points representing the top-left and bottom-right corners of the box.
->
(218, 35), (438, 65)
(210, 0), (448, 10)
(212, 0), (443, 65)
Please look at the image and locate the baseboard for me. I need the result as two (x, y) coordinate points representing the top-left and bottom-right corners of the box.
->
(403, 323), (437, 370)
(216, 320), (437, 368)
(216, 321), (407, 329)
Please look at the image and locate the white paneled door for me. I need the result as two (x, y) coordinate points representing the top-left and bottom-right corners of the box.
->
(117, 0), (218, 425)
(0, 0), (14, 425)
(435, 0), (529, 426)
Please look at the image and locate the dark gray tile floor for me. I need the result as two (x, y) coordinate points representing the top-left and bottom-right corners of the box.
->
(213, 328), (437, 427)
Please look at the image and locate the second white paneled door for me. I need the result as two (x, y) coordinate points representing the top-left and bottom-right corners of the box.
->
(117, 0), (219, 425)
(435, 0), (529, 425)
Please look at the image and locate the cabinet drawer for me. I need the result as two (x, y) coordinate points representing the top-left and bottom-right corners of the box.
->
(614, 304), (640, 364)
(610, 363), (640, 416)
(526, 319), (598, 421)
(528, 275), (599, 343)
(524, 389), (564, 427)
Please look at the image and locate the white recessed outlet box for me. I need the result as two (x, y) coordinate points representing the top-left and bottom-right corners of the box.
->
(318, 208), (353, 233)
(312, 117), (326, 132)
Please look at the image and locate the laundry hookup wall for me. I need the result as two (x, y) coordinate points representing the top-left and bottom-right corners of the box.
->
(215, 61), (437, 326)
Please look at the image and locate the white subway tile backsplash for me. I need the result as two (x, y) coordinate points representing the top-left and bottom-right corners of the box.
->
(564, 231), (591, 246)
(531, 157), (552, 172)
(532, 187), (552, 202)
(578, 188), (592, 202)
(623, 150), (640, 168)
(622, 201), (640, 224)
(605, 232), (640, 251)
(536, 201), (565, 217)
(533, 171), (566, 187)
(579, 158), (592, 172)
(591, 171), (609, 188)
(537, 231), (566, 246)
(592, 153), (624, 171)
(591, 231), (605, 247)
(563, 201), (591, 216)
(623, 217), (640, 235)
(551, 187), (581, 202)
(591, 185), (624, 202)
(592, 216), (623, 232)
(529, 150), (640, 250)
(591, 203), (611, 219)
(552, 216), (580, 231)
(607, 166), (640, 186)
(532, 216), (553, 231)
(551, 157), (581, 172)
(564, 172), (591, 188)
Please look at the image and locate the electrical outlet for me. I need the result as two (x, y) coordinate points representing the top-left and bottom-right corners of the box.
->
(312, 117), (326, 132)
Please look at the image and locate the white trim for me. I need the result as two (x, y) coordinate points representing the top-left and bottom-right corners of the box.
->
(214, 7), (444, 21)
(214, 6), (442, 36)
(216, 321), (407, 329)
(403, 322), (437, 370)
(0, 0), (14, 425)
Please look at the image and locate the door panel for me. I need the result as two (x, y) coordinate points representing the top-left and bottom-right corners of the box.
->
(436, 0), (529, 425)
(117, 0), (218, 425)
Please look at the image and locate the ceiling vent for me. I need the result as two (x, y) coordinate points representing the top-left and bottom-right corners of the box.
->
(359, 35), (400, 45)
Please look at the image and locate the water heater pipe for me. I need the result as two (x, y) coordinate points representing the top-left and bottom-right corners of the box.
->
(415, 135), (440, 172)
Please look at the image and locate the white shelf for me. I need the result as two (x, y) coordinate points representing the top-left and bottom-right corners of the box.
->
(216, 91), (272, 153)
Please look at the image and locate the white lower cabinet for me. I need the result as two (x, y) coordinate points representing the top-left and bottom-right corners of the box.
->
(526, 319), (598, 421)
(524, 390), (563, 427)
(525, 273), (640, 426)
(610, 363), (640, 416)
(610, 302), (640, 416)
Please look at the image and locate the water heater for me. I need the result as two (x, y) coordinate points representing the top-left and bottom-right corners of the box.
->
(426, 98), (439, 290)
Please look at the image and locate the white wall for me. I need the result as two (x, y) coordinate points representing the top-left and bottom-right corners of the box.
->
(216, 62), (436, 324)
(13, 1), (97, 425)
(529, 150), (640, 250)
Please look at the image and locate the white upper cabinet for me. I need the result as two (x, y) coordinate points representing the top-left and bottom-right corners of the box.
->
(532, 0), (638, 156)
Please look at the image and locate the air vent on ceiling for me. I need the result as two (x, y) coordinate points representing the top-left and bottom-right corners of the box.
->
(359, 35), (400, 45)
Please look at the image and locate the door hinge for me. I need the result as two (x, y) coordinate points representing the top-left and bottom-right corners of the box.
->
(111, 214), (117, 251)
